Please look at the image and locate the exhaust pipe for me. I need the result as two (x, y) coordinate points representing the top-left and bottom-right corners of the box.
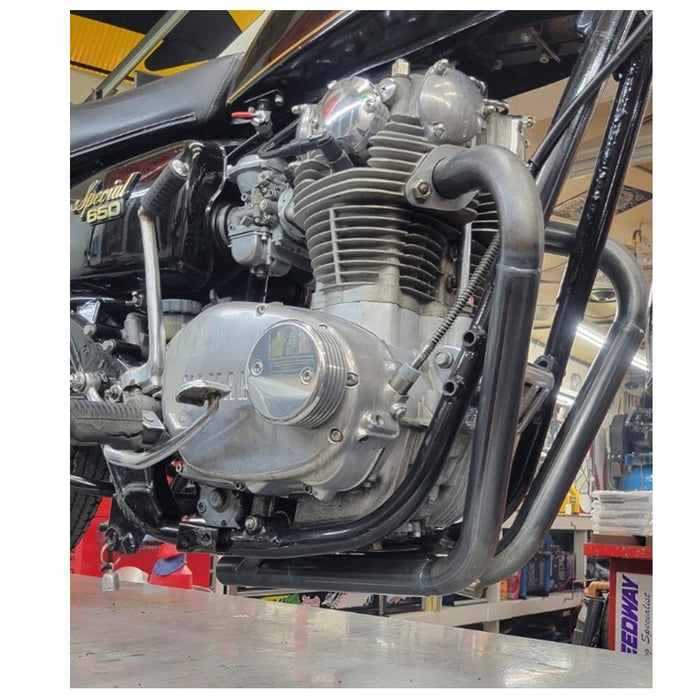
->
(479, 222), (648, 585)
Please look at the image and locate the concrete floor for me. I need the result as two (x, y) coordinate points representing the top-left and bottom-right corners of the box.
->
(70, 574), (651, 688)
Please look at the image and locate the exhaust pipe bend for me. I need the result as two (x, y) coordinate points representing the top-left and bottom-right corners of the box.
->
(217, 145), (543, 594)
(479, 221), (649, 586)
(423, 146), (543, 593)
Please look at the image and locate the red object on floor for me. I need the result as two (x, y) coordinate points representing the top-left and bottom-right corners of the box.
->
(148, 543), (194, 589)
(70, 498), (212, 589)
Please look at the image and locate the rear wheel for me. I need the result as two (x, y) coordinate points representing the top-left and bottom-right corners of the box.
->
(70, 445), (110, 551)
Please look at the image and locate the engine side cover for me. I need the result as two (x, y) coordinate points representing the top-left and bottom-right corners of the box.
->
(161, 302), (406, 500)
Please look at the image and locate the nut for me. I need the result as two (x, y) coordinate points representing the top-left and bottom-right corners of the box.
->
(244, 515), (264, 534)
(412, 180), (432, 201)
(391, 58), (410, 77)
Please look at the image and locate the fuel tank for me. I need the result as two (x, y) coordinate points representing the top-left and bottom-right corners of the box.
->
(70, 141), (226, 297)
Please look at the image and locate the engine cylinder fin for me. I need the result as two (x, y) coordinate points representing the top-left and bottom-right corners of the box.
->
(291, 114), (470, 309)
(366, 114), (434, 172)
(303, 199), (450, 301)
(467, 191), (499, 303)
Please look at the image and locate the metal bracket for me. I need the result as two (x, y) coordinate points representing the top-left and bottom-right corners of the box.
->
(405, 145), (479, 212)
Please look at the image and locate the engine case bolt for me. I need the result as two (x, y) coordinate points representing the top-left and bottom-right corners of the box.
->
(250, 360), (264, 376)
(430, 122), (446, 139)
(435, 351), (453, 368)
(378, 79), (397, 103)
(300, 368), (314, 384)
(197, 501), (207, 514)
(434, 58), (449, 75)
(391, 403), (407, 420)
(346, 372), (359, 387)
(244, 515), (264, 534)
(209, 489), (226, 511)
(329, 428), (344, 443)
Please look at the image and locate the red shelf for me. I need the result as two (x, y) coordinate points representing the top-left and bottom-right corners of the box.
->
(584, 542), (652, 560)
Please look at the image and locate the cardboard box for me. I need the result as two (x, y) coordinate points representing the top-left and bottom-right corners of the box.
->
(615, 571), (652, 658)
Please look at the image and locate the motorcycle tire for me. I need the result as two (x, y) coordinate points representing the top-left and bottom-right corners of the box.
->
(70, 445), (110, 551)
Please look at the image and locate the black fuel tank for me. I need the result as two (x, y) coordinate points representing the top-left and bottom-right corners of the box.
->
(70, 141), (226, 297)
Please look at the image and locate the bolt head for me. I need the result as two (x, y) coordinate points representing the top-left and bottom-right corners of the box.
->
(431, 122), (446, 139)
(250, 360), (263, 376)
(209, 489), (225, 510)
(244, 515), (263, 533)
(435, 351), (453, 369)
(434, 59), (449, 75)
(391, 403), (407, 420)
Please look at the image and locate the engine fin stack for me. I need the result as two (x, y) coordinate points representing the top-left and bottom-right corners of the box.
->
(292, 115), (471, 312)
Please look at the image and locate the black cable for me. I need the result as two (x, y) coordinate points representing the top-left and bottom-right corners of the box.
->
(256, 118), (300, 158)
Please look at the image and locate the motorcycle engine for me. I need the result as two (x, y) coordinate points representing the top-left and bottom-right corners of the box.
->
(160, 58), (533, 528)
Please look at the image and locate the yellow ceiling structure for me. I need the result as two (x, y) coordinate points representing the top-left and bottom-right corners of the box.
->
(70, 11), (263, 82)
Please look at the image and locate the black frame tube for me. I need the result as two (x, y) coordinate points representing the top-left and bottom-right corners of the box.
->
(535, 10), (635, 220)
(529, 12), (652, 176)
(506, 31), (653, 518)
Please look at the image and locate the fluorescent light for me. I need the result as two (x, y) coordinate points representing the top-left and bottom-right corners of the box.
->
(575, 325), (648, 372)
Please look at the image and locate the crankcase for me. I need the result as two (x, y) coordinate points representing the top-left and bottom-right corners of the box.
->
(161, 301), (407, 500)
